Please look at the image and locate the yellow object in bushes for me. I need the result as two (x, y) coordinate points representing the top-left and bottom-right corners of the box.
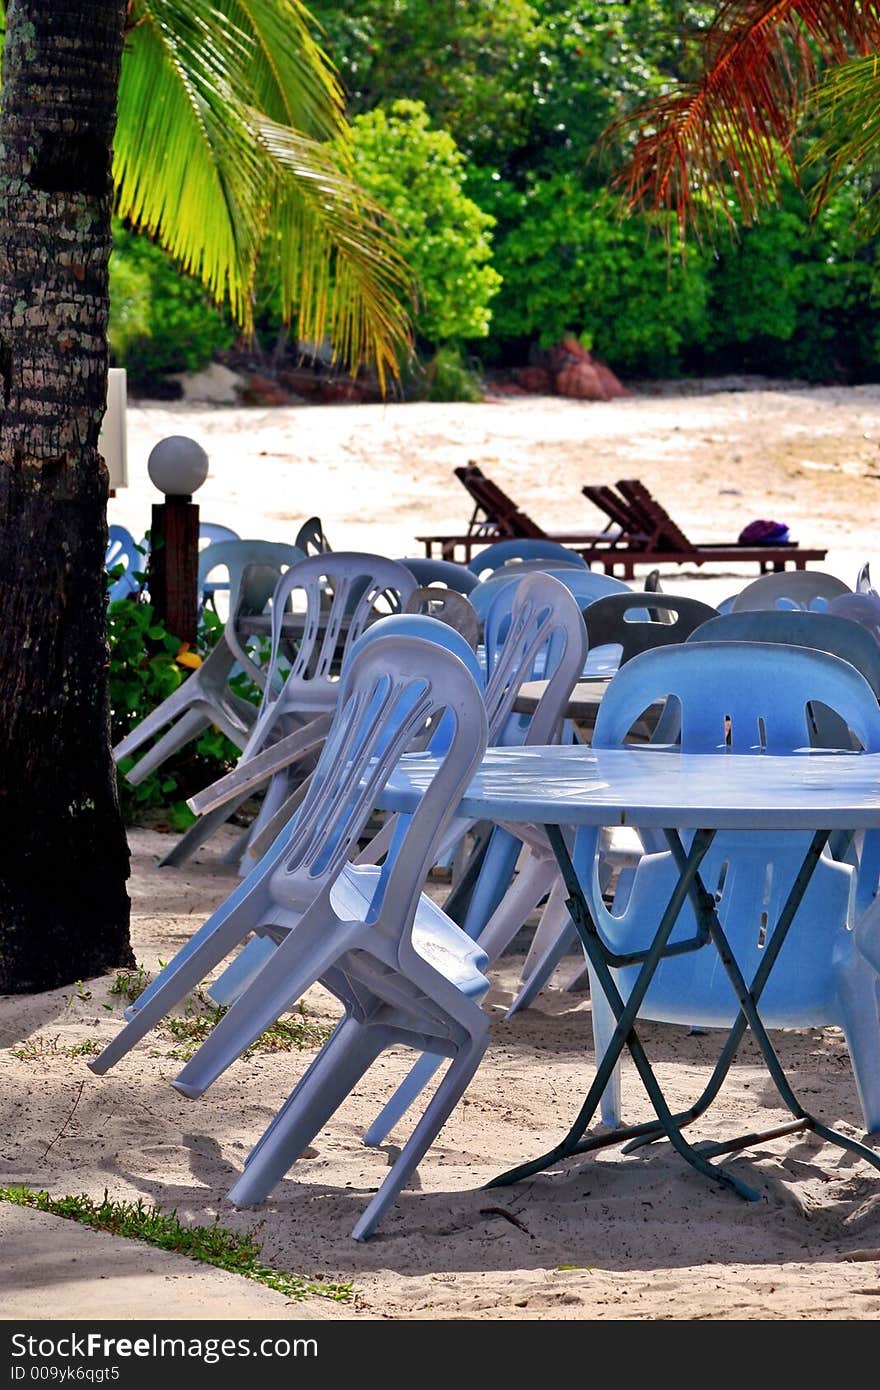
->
(175, 643), (202, 670)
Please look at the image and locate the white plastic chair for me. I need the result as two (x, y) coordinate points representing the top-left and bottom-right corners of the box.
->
(94, 626), (491, 1241)
(579, 641), (880, 1134)
(159, 552), (419, 869)
(113, 542), (304, 788)
(404, 585), (480, 650)
(362, 570), (589, 1147)
(730, 569), (851, 613)
(197, 523), (242, 613)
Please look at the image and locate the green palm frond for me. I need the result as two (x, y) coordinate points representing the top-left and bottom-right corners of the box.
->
(255, 114), (414, 388)
(117, 0), (268, 321)
(218, 0), (345, 140)
(113, 0), (413, 372)
(607, 0), (880, 234)
(808, 53), (880, 232)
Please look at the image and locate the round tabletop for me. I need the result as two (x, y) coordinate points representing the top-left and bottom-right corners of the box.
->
(381, 744), (880, 831)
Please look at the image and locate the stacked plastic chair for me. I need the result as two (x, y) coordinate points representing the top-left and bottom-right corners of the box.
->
(92, 620), (492, 1240)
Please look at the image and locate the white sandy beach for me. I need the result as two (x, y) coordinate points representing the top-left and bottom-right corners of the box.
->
(3, 379), (880, 1322)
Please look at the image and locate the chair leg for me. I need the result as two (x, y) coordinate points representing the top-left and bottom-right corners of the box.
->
(226, 1017), (392, 1207)
(505, 915), (577, 1016)
(837, 965), (880, 1134)
(362, 1051), (445, 1148)
(171, 922), (346, 1098)
(517, 874), (570, 979)
(122, 708), (211, 786)
(159, 791), (255, 868)
(351, 1024), (489, 1241)
(206, 934), (279, 1007)
(112, 682), (199, 763)
(88, 882), (273, 1075)
(474, 852), (557, 965)
(458, 827), (523, 940)
(585, 958), (622, 1128)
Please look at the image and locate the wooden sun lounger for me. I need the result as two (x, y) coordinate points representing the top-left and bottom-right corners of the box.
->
(576, 479), (827, 578)
(416, 463), (620, 562)
(416, 466), (827, 575)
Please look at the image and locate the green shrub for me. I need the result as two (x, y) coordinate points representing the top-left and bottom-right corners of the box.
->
(108, 223), (236, 391)
(350, 100), (502, 346)
(696, 178), (880, 382)
(485, 175), (710, 375)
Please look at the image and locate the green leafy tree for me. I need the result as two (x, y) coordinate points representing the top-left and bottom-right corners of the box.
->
(308, 0), (543, 164)
(481, 174), (709, 374)
(109, 223), (236, 389)
(351, 101), (501, 344)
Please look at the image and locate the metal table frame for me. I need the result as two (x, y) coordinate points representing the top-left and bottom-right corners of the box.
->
(382, 745), (880, 1200)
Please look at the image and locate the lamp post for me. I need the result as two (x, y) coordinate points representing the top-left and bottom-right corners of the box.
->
(146, 435), (209, 645)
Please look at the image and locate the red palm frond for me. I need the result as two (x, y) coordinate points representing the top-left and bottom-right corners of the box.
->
(607, 0), (880, 233)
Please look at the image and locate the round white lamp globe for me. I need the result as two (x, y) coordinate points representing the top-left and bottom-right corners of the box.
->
(147, 435), (209, 497)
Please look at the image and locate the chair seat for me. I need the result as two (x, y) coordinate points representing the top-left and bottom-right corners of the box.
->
(331, 864), (490, 994)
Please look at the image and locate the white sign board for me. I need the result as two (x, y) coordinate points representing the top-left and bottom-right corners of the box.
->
(100, 367), (128, 490)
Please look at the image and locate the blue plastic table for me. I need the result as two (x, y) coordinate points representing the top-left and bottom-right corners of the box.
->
(381, 743), (880, 1200)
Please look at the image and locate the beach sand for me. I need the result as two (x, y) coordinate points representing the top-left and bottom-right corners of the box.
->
(3, 379), (880, 1322)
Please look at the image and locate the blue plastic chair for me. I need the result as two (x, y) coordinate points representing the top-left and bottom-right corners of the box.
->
(470, 564), (628, 625)
(93, 625), (492, 1241)
(106, 524), (145, 601)
(467, 538), (589, 580)
(730, 569), (851, 613)
(579, 640), (880, 1134)
(395, 556), (480, 594)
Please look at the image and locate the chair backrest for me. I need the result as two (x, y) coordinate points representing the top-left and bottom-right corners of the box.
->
(106, 524), (144, 600)
(404, 586), (480, 650)
(856, 561), (876, 596)
(686, 609), (880, 694)
(469, 563), (627, 625)
(593, 640), (880, 755)
(246, 553), (419, 755)
(467, 538), (588, 579)
(649, 606), (880, 758)
(198, 539), (304, 589)
(454, 462), (546, 540)
(825, 592), (880, 645)
(273, 629), (488, 954)
(294, 516), (333, 555)
(396, 557), (479, 594)
(198, 539), (305, 622)
(615, 478), (694, 550)
(482, 571), (588, 747)
(730, 569), (851, 613)
(586, 641), (880, 1031)
(582, 591), (718, 666)
(353, 612), (483, 755)
(199, 521), (240, 547)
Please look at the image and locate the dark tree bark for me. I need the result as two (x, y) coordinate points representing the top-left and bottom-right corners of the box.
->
(0, 1), (134, 992)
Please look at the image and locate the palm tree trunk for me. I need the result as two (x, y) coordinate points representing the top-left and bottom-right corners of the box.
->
(0, 1), (134, 991)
